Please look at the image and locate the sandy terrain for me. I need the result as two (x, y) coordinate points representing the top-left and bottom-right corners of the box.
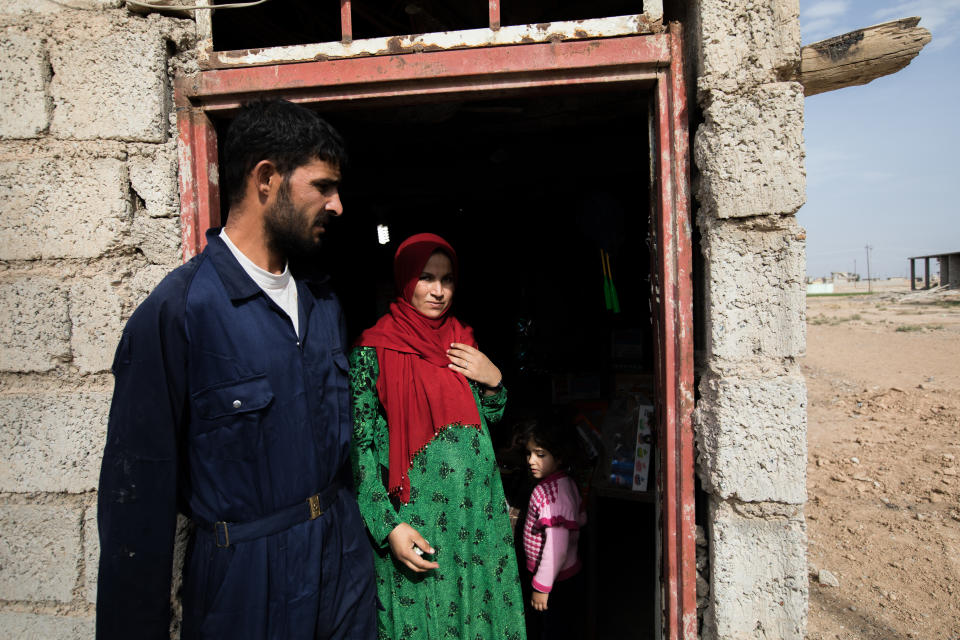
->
(804, 286), (960, 640)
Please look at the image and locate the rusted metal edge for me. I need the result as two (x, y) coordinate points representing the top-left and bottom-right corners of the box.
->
(667, 21), (697, 640)
(198, 13), (664, 69)
(654, 70), (681, 640)
(175, 93), (220, 261)
(190, 67), (662, 112)
(651, 22), (697, 640)
(488, 0), (501, 31)
(182, 34), (670, 111)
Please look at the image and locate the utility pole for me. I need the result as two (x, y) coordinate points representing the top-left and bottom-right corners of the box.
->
(854, 259), (857, 287)
(865, 245), (873, 293)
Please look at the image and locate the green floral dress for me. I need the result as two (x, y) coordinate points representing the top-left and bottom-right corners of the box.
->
(349, 347), (526, 640)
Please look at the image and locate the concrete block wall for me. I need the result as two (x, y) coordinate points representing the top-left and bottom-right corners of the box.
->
(690, 0), (809, 637)
(946, 254), (960, 289)
(0, 4), (195, 636)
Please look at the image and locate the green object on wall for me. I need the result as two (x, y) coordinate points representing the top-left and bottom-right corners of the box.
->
(601, 250), (621, 314)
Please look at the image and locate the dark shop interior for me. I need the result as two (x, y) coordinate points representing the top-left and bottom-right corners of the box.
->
(213, 83), (662, 638)
(326, 87), (660, 638)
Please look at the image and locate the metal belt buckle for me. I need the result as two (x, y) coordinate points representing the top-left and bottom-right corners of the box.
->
(308, 494), (323, 520)
(214, 521), (230, 548)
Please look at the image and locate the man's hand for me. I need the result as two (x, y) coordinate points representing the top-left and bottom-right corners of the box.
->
(387, 523), (439, 573)
(531, 590), (549, 611)
(446, 343), (502, 391)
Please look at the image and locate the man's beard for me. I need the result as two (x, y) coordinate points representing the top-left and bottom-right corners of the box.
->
(263, 177), (325, 269)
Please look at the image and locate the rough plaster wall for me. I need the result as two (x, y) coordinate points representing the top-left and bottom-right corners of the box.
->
(0, 158), (132, 260)
(48, 15), (171, 143)
(695, 0), (800, 94)
(695, 85), (806, 219)
(0, 29), (51, 139)
(705, 499), (807, 639)
(948, 254), (960, 288)
(691, 0), (809, 637)
(698, 215), (806, 364)
(695, 374), (807, 504)
(0, 3), (195, 636)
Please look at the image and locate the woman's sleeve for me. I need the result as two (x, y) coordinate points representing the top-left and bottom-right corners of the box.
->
(349, 347), (400, 547)
(476, 382), (508, 424)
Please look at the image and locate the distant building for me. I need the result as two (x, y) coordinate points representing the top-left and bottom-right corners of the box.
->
(830, 271), (859, 283)
(909, 251), (960, 289)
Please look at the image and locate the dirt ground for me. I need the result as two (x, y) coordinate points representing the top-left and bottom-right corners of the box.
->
(804, 284), (960, 640)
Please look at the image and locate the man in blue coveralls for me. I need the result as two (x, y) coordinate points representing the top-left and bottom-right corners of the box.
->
(96, 99), (376, 639)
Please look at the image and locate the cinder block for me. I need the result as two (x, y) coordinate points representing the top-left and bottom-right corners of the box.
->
(695, 373), (807, 503)
(0, 29), (49, 139)
(130, 214), (182, 267)
(700, 215), (806, 362)
(695, 83), (806, 219)
(70, 274), (124, 375)
(129, 148), (180, 218)
(49, 15), (169, 143)
(0, 158), (130, 260)
(705, 498), (807, 639)
(697, 0), (800, 93)
(84, 506), (98, 604)
(0, 277), (71, 372)
(0, 504), (82, 603)
(0, 392), (111, 493)
(129, 264), (176, 305)
(0, 612), (95, 640)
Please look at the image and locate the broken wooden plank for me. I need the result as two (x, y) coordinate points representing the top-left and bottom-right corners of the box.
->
(798, 17), (931, 96)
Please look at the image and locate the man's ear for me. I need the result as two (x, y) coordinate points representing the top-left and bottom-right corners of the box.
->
(251, 160), (278, 201)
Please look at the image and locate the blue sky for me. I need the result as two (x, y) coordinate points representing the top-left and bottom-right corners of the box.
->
(799, 1), (960, 279)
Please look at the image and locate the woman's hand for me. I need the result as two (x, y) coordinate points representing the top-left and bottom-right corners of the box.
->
(531, 590), (549, 611)
(387, 523), (439, 573)
(446, 343), (502, 390)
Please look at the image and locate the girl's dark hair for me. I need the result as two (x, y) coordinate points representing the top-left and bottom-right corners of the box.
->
(222, 98), (348, 207)
(523, 406), (584, 474)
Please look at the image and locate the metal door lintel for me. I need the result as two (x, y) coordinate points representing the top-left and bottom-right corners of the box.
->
(179, 34), (671, 111)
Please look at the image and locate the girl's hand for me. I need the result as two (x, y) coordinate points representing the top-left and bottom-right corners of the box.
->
(387, 523), (439, 573)
(446, 343), (502, 389)
(531, 590), (549, 611)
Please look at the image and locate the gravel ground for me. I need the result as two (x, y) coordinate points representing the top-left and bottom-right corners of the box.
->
(804, 287), (960, 640)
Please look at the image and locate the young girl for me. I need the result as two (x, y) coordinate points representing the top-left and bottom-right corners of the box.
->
(521, 413), (587, 639)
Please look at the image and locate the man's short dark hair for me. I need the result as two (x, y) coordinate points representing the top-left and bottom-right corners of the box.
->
(222, 99), (347, 206)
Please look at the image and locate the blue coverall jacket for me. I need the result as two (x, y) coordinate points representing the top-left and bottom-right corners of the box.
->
(96, 229), (376, 639)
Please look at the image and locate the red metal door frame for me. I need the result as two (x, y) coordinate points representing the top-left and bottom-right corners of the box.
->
(175, 25), (696, 639)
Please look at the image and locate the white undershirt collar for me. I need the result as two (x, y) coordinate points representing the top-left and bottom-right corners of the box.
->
(220, 228), (300, 337)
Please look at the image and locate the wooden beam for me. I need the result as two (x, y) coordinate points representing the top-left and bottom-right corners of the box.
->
(798, 17), (931, 97)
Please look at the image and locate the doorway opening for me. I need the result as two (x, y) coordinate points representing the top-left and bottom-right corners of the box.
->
(272, 86), (658, 636)
(179, 28), (695, 639)
(328, 88), (658, 638)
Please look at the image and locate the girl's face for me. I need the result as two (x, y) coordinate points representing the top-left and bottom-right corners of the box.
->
(410, 251), (455, 319)
(526, 436), (560, 480)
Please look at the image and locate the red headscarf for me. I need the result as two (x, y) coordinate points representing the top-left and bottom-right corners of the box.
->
(355, 233), (482, 503)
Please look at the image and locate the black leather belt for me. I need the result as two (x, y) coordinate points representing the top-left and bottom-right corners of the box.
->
(196, 480), (342, 548)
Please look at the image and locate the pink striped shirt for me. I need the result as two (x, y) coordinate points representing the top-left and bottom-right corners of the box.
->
(522, 472), (586, 593)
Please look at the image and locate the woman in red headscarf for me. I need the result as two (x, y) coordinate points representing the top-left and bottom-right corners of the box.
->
(349, 233), (526, 639)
